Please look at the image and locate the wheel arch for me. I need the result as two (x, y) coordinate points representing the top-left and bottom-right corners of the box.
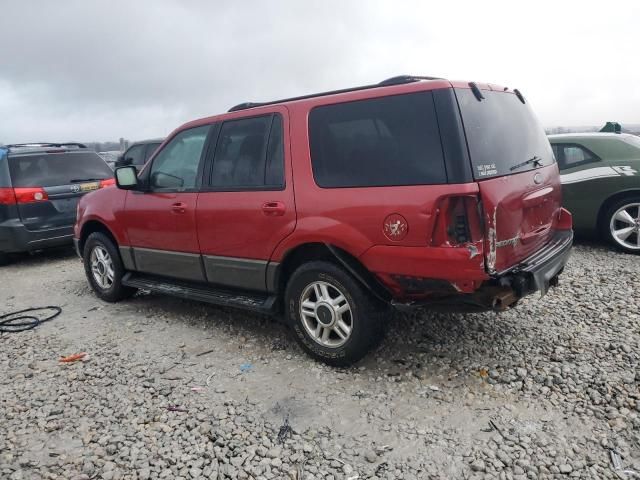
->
(596, 188), (640, 234)
(273, 242), (392, 302)
(79, 220), (119, 256)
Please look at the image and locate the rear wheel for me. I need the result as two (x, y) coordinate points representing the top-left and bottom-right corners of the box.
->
(83, 232), (137, 301)
(603, 196), (640, 254)
(285, 261), (388, 366)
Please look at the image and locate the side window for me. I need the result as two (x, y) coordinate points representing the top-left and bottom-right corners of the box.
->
(149, 126), (209, 191)
(309, 92), (446, 188)
(551, 144), (561, 162)
(144, 142), (161, 162)
(124, 145), (145, 166)
(210, 114), (284, 188)
(558, 144), (599, 169)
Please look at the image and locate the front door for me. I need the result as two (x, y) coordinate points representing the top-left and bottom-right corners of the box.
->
(196, 109), (295, 292)
(122, 125), (210, 281)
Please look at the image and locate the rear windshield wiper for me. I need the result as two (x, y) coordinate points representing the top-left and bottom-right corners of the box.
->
(70, 178), (103, 183)
(510, 155), (542, 172)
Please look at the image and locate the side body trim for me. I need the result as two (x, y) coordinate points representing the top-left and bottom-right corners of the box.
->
(203, 255), (269, 292)
(133, 247), (205, 282)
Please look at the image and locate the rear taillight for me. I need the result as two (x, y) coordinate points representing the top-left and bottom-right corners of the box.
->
(13, 187), (49, 204)
(100, 178), (116, 188)
(0, 188), (17, 205)
(431, 195), (483, 246)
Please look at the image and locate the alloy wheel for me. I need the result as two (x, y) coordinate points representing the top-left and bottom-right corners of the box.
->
(90, 245), (115, 289)
(610, 202), (640, 251)
(300, 281), (353, 348)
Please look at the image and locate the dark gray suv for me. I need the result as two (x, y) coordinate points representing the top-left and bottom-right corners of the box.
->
(114, 138), (164, 171)
(0, 143), (114, 265)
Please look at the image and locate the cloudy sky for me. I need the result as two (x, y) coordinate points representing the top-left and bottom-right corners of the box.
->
(1, 0), (639, 143)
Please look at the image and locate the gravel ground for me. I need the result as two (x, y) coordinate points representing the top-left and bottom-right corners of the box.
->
(1, 242), (639, 479)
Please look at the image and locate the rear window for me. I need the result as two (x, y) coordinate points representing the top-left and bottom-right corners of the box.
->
(309, 92), (447, 188)
(455, 89), (554, 179)
(9, 151), (113, 187)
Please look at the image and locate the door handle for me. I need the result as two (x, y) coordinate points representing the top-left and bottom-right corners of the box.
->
(171, 202), (187, 214)
(262, 201), (286, 216)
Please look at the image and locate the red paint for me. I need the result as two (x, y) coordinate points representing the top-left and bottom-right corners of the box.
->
(476, 163), (562, 273)
(122, 192), (201, 253)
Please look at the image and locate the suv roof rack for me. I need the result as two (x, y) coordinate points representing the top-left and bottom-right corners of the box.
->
(228, 75), (443, 112)
(6, 142), (87, 149)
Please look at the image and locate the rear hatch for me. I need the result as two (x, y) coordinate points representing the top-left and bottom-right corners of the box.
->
(455, 86), (561, 273)
(8, 150), (114, 231)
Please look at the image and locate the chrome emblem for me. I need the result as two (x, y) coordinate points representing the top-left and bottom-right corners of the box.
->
(533, 173), (543, 185)
(70, 184), (81, 193)
(383, 213), (408, 241)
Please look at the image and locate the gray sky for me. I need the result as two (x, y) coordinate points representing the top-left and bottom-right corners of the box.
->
(1, 0), (639, 143)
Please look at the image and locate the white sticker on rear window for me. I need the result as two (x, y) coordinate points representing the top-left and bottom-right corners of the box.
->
(476, 163), (498, 177)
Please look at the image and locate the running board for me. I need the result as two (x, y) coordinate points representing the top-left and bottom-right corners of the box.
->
(122, 273), (278, 314)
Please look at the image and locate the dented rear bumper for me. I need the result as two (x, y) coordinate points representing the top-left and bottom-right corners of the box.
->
(391, 229), (573, 312)
(494, 228), (573, 297)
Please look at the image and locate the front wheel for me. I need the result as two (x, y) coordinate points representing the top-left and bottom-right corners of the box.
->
(83, 232), (137, 302)
(603, 197), (640, 254)
(285, 261), (388, 366)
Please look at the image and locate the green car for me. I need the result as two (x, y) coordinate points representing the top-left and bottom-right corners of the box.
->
(548, 133), (640, 253)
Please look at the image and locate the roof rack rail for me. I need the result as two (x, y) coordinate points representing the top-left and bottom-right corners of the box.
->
(228, 75), (443, 112)
(378, 75), (442, 86)
(6, 142), (87, 149)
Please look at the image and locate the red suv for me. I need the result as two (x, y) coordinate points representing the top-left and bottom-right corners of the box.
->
(74, 75), (573, 365)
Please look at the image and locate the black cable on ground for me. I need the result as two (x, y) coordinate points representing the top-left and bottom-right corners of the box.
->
(0, 306), (62, 333)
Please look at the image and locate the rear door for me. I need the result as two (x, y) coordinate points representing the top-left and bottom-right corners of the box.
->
(7, 150), (114, 231)
(196, 108), (295, 291)
(455, 87), (561, 273)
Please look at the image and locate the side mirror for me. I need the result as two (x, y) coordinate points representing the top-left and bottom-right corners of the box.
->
(115, 166), (139, 190)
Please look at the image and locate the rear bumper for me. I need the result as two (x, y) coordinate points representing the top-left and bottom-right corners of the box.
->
(393, 229), (573, 312)
(495, 228), (573, 297)
(0, 218), (74, 253)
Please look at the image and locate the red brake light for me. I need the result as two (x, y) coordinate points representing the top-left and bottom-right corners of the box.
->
(13, 187), (49, 204)
(0, 188), (17, 205)
(100, 178), (116, 188)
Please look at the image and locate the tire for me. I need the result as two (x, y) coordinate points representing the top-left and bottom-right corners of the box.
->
(83, 232), (137, 302)
(602, 196), (640, 254)
(285, 261), (388, 367)
(0, 252), (10, 266)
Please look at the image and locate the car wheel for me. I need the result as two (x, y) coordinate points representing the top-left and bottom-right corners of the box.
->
(603, 196), (640, 254)
(285, 261), (388, 366)
(83, 232), (137, 302)
(0, 252), (10, 266)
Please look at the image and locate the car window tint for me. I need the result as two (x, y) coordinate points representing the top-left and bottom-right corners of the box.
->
(8, 152), (113, 187)
(210, 115), (280, 188)
(144, 142), (162, 161)
(562, 145), (597, 167)
(125, 145), (145, 166)
(149, 126), (209, 191)
(456, 89), (554, 179)
(309, 92), (447, 187)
